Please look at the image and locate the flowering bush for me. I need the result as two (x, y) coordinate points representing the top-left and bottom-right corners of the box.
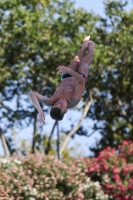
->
(0, 154), (108, 200)
(2, 140), (132, 200)
(77, 140), (133, 200)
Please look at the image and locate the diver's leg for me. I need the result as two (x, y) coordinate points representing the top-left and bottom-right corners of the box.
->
(67, 36), (90, 71)
(77, 41), (95, 81)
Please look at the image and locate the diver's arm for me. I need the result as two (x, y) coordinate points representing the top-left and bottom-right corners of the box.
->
(29, 92), (51, 107)
(29, 92), (51, 125)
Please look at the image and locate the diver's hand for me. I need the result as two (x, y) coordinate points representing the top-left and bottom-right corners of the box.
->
(38, 110), (45, 125)
(56, 66), (68, 75)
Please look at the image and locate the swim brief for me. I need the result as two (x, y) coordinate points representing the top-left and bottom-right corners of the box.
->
(62, 72), (86, 80)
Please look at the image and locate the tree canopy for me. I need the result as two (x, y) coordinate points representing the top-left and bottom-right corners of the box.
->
(0, 0), (98, 154)
(88, 0), (133, 154)
(0, 0), (133, 156)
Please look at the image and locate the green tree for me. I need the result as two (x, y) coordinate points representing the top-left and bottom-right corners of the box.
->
(87, 0), (133, 154)
(0, 0), (98, 154)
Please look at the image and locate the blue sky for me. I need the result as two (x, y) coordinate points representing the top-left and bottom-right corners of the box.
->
(74, 0), (133, 14)
(75, 0), (105, 15)
(0, 0), (133, 156)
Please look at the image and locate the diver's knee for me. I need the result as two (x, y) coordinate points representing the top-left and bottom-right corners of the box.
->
(28, 91), (33, 96)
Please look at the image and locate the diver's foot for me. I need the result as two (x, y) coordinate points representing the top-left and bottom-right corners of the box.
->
(81, 36), (90, 50)
(88, 41), (95, 49)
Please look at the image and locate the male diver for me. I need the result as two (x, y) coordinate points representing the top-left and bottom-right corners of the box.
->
(29, 36), (95, 125)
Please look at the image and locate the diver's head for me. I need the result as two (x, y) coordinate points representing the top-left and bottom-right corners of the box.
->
(50, 99), (68, 121)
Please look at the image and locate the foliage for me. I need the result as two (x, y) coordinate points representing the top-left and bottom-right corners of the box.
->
(0, 0), (98, 153)
(1, 0), (133, 156)
(76, 140), (133, 200)
(0, 0), (98, 125)
(85, 0), (133, 154)
(10, 131), (91, 162)
(0, 154), (108, 200)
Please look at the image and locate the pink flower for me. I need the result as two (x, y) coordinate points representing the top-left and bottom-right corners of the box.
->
(122, 140), (130, 145)
(129, 195), (133, 200)
(94, 163), (99, 170)
(104, 184), (114, 189)
(124, 168), (129, 175)
(113, 168), (121, 173)
(78, 193), (84, 199)
(120, 185), (126, 192)
(124, 196), (129, 200)
(113, 193), (120, 197)
(89, 167), (95, 173)
(106, 147), (111, 151)
(128, 185), (133, 190)
(129, 178), (133, 183)
(103, 165), (108, 170)
(128, 150), (133, 154)
(129, 165), (133, 170)
(112, 174), (120, 180)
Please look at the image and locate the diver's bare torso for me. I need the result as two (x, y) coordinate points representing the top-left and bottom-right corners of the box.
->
(49, 77), (85, 108)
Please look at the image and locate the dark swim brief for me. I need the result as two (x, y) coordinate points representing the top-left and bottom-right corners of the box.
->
(62, 72), (86, 80)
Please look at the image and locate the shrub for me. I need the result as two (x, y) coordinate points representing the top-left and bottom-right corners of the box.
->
(77, 140), (133, 200)
(0, 154), (108, 200)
